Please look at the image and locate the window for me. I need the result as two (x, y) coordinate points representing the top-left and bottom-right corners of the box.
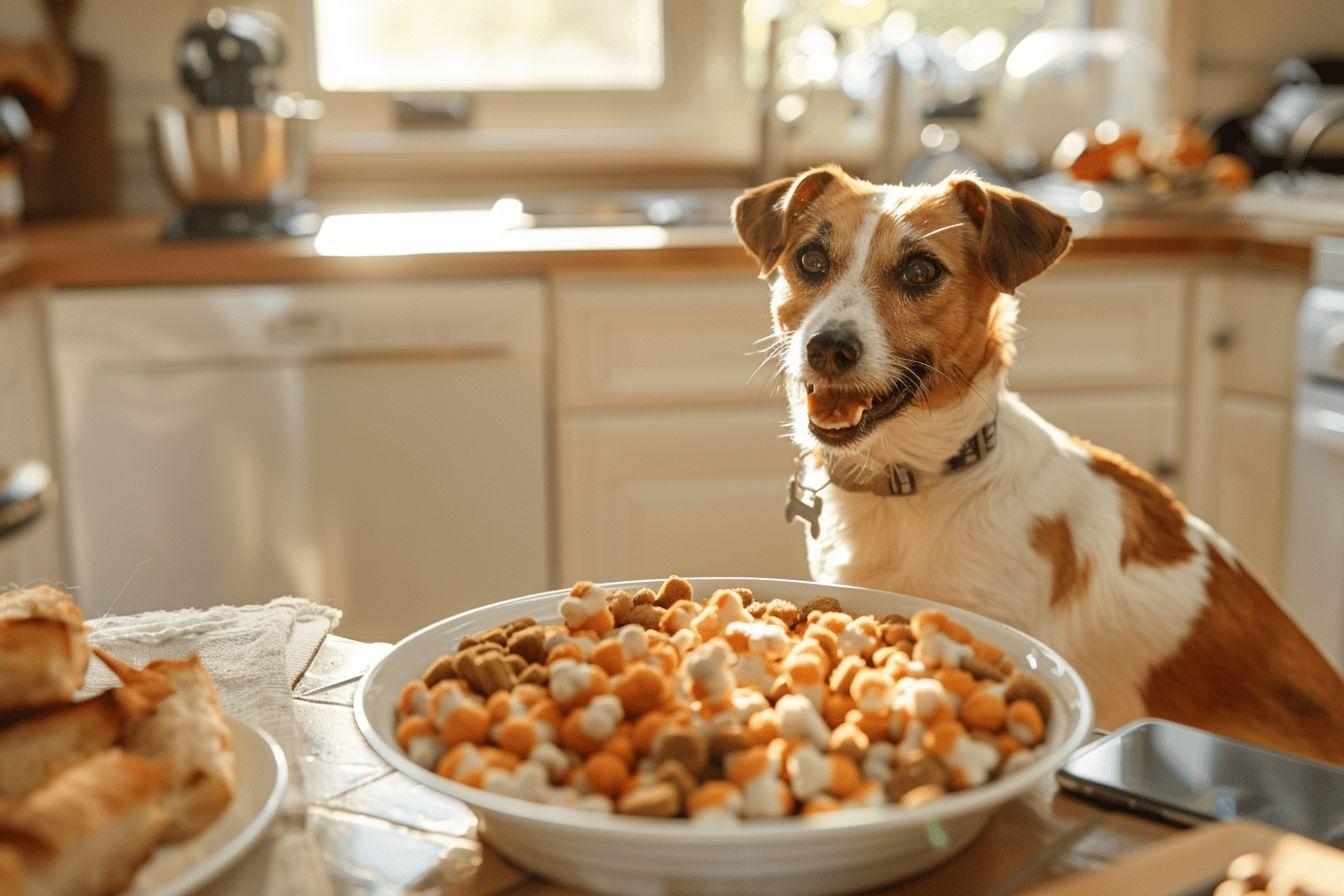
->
(313, 0), (665, 93)
(742, 0), (1089, 90)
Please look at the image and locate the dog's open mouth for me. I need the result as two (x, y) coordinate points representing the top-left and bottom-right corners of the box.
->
(804, 362), (927, 446)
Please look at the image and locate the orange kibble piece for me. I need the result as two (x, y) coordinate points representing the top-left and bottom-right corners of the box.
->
(1007, 699), (1045, 745)
(590, 639), (627, 675)
(528, 698), (564, 730)
(961, 690), (1007, 732)
(395, 715), (435, 749)
(935, 668), (978, 700)
(997, 732), (1023, 756)
(442, 702), (491, 746)
(546, 642), (584, 665)
(605, 731), (636, 766)
(583, 751), (631, 797)
(829, 754), (861, 799)
(971, 639), (1005, 665)
(822, 693), (856, 728)
(802, 795), (841, 815)
(485, 690), (514, 721)
(726, 745), (769, 785)
(846, 708), (890, 743)
(786, 654), (824, 686)
(926, 701), (957, 726)
(613, 664), (668, 716)
(559, 710), (606, 755)
(497, 716), (540, 758)
(632, 711), (669, 755)
(687, 780), (739, 815)
(646, 643), (680, 674)
(747, 709), (779, 745)
(923, 720), (966, 758)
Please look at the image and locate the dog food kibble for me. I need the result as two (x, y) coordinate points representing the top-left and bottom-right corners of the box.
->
(392, 578), (1051, 820)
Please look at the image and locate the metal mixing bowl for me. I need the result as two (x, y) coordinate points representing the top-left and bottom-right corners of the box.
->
(148, 101), (320, 207)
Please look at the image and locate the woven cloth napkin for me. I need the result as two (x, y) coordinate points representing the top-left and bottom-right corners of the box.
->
(84, 598), (342, 896)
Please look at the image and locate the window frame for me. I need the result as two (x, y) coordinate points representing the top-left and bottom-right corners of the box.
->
(294, 0), (756, 173)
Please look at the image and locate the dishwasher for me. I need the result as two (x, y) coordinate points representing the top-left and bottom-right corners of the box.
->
(1284, 237), (1344, 667)
(47, 279), (548, 641)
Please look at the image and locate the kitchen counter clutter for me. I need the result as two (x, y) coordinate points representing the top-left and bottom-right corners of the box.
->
(0, 211), (1331, 289)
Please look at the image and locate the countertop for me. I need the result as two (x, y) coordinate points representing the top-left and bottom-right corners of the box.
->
(0, 212), (1333, 291)
(292, 634), (1180, 896)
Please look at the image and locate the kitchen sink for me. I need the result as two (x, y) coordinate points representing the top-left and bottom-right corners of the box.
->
(487, 189), (739, 229)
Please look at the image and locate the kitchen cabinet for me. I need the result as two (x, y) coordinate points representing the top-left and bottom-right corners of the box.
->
(1185, 268), (1306, 591)
(558, 407), (809, 583)
(1206, 395), (1292, 586)
(0, 289), (65, 587)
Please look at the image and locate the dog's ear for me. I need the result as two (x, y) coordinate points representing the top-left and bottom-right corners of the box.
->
(950, 178), (1072, 294)
(732, 165), (841, 277)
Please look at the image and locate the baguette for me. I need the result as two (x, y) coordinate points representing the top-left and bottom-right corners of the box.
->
(0, 678), (170, 799)
(0, 588), (88, 716)
(0, 750), (168, 896)
(92, 649), (235, 841)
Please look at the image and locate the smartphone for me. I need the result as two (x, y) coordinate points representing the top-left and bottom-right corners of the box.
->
(1057, 718), (1344, 845)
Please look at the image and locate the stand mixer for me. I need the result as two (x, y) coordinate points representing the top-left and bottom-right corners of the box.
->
(149, 7), (321, 240)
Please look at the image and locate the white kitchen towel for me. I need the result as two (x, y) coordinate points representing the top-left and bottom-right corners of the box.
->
(85, 598), (342, 896)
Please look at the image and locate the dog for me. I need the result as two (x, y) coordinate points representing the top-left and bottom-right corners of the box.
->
(732, 164), (1344, 766)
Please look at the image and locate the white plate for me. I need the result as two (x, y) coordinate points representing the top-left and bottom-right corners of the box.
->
(356, 578), (1093, 896)
(126, 717), (288, 896)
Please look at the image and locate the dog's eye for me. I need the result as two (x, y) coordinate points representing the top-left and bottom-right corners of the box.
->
(796, 247), (829, 278)
(902, 257), (942, 287)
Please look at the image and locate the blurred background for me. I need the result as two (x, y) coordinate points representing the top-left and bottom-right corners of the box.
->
(0, 1), (1341, 654)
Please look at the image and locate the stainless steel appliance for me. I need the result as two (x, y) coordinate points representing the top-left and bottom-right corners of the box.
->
(149, 7), (321, 240)
(1283, 236), (1344, 666)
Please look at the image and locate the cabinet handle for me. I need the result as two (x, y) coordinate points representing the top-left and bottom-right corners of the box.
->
(1152, 457), (1180, 480)
(1210, 326), (1237, 351)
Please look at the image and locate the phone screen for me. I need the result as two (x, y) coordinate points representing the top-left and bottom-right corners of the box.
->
(1059, 719), (1344, 845)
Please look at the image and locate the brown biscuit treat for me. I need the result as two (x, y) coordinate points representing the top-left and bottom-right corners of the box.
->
(964, 656), (1005, 682)
(518, 664), (549, 686)
(459, 627), (508, 650)
(733, 587), (755, 604)
(422, 654), (458, 687)
(607, 590), (636, 625)
(627, 604), (667, 631)
(655, 575), (694, 609)
(709, 724), (754, 760)
(473, 653), (515, 696)
(618, 781), (682, 817)
(801, 596), (843, 617)
(761, 600), (801, 629)
(879, 621), (915, 646)
(654, 759), (698, 800)
(505, 654), (527, 675)
(888, 754), (948, 802)
(502, 616), (537, 636)
(453, 644), (503, 693)
(878, 613), (909, 626)
(506, 626), (547, 665)
(656, 728), (708, 777)
(632, 588), (657, 606)
(1004, 672), (1052, 722)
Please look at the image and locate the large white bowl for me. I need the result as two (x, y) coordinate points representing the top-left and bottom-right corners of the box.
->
(355, 578), (1093, 896)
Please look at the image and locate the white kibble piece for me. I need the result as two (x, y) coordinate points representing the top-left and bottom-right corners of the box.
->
(946, 735), (1001, 788)
(616, 624), (648, 659)
(560, 583), (609, 629)
(406, 734), (444, 770)
(913, 631), (972, 669)
(579, 694), (623, 741)
(776, 694), (831, 750)
(862, 742), (895, 784)
(786, 743), (829, 800)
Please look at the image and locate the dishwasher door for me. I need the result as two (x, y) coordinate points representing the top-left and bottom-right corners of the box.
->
(48, 281), (548, 641)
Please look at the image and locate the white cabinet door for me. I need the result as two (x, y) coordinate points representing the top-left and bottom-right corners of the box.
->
(1206, 395), (1291, 591)
(1011, 265), (1186, 390)
(0, 290), (64, 587)
(1022, 390), (1183, 492)
(554, 272), (774, 410)
(558, 407), (810, 583)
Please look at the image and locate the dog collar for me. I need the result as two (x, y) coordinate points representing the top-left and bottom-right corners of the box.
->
(786, 420), (997, 536)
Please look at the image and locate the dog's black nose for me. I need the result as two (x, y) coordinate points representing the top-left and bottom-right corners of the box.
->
(806, 326), (862, 377)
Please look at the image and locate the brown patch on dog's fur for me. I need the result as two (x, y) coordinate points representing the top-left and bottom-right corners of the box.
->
(1075, 437), (1197, 569)
(1141, 547), (1344, 765)
(1029, 515), (1093, 608)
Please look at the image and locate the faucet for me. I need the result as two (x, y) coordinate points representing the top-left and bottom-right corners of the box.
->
(1285, 96), (1344, 176)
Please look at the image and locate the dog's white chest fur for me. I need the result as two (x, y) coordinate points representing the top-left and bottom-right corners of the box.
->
(802, 389), (1217, 727)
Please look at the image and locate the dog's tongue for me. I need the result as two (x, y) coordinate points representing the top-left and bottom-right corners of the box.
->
(807, 388), (873, 430)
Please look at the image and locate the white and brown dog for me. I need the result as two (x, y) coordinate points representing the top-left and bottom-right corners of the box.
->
(733, 164), (1344, 765)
